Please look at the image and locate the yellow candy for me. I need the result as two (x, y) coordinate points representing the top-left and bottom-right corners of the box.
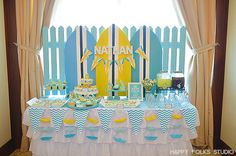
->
(114, 117), (127, 123)
(87, 117), (99, 124)
(63, 119), (76, 125)
(172, 114), (183, 119)
(144, 114), (157, 121)
(40, 117), (51, 123)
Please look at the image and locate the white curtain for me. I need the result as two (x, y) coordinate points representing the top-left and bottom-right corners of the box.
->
(174, 0), (216, 149)
(15, 0), (55, 151)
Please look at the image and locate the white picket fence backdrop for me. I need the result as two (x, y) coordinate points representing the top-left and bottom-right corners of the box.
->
(42, 26), (186, 95)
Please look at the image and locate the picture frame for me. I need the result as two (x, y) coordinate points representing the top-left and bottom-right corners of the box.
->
(128, 83), (143, 101)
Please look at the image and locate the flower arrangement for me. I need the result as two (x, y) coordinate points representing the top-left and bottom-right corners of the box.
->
(141, 78), (155, 92)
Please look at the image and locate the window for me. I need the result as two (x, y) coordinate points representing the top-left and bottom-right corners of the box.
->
(51, 0), (180, 28)
(43, 0), (192, 92)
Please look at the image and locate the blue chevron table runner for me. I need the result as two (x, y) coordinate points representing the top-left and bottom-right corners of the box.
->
(27, 101), (198, 134)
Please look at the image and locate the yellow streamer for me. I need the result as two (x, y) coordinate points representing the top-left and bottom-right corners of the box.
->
(40, 117), (51, 123)
(87, 117), (99, 124)
(136, 47), (148, 60)
(144, 114), (157, 121)
(63, 119), (76, 125)
(172, 114), (183, 119)
(81, 49), (91, 63)
(114, 117), (127, 123)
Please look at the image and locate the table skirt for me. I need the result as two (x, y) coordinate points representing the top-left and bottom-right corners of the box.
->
(30, 140), (193, 156)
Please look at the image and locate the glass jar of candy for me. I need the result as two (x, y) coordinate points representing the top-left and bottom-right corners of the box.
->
(171, 71), (185, 90)
(156, 71), (172, 89)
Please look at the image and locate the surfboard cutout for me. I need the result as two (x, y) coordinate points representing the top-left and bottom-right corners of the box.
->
(130, 26), (162, 82)
(64, 26), (96, 93)
(95, 25), (133, 96)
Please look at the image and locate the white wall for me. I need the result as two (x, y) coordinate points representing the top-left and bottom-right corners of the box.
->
(0, 0), (11, 147)
(221, 0), (236, 150)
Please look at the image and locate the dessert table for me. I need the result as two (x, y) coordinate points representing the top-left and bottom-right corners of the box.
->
(23, 99), (199, 156)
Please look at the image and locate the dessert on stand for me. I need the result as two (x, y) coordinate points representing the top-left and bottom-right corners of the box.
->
(106, 81), (126, 100)
(66, 73), (100, 109)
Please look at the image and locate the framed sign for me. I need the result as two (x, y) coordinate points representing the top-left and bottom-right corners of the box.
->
(128, 83), (143, 101)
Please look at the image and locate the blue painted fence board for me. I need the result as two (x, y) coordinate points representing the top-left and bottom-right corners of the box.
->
(179, 27), (186, 73)
(171, 27), (178, 72)
(155, 27), (161, 41)
(99, 26), (105, 36)
(130, 26), (137, 39)
(50, 26), (58, 95)
(163, 27), (170, 71)
(122, 26), (128, 37)
(91, 26), (97, 41)
(58, 26), (66, 95)
(43, 27), (50, 96)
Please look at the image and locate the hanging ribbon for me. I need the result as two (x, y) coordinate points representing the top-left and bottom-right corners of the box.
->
(80, 48), (92, 63)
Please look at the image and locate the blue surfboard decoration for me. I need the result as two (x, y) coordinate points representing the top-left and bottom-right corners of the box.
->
(64, 26), (96, 93)
(130, 26), (162, 82)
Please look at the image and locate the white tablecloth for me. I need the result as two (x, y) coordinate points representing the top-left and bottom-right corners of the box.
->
(30, 141), (193, 156)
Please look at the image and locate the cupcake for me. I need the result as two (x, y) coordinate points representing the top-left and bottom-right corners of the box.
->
(62, 81), (67, 89)
(113, 84), (120, 90)
(45, 83), (51, 90)
(51, 82), (57, 90)
(58, 81), (64, 90)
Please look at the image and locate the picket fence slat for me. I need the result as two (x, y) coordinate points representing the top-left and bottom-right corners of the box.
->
(66, 27), (73, 39)
(91, 26), (97, 41)
(43, 27), (50, 96)
(171, 27), (178, 72)
(130, 26), (137, 39)
(162, 27), (170, 71)
(179, 27), (186, 73)
(122, 26), (128, 37)
(99, 26), (105, 36)
(50, 26), (58, 95)
(58, 26), (66, 95)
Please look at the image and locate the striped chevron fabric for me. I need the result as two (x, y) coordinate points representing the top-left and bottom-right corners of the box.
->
(180, 107), (197, 132)
(156, 109), (173, 133)
(27, 106), (197, 134)
(97, 109), (114, 133)
(128, 109), (144, 135)
(50, 108), (67, 132)
(73, 110), (89, 133)
(29, 107), (45, 131)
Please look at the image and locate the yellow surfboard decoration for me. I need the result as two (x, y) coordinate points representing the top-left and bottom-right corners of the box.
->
(95, 26), (133, 96)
